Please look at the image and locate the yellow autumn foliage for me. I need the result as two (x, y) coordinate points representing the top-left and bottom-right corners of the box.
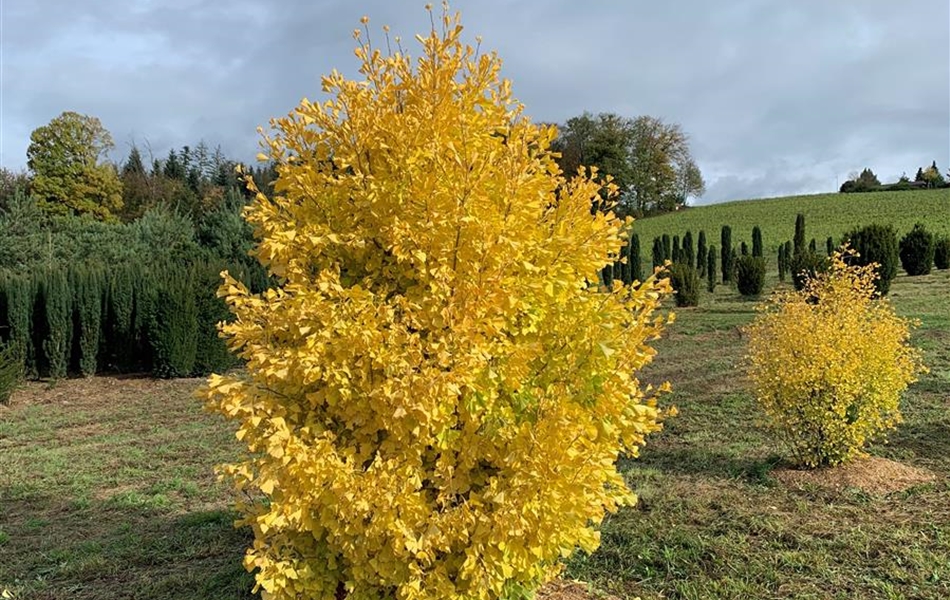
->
(745, 250), (926, 468)
(204, 8), (672, 600)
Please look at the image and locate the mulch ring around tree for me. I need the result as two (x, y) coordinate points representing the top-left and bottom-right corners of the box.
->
(773, 455), (938, 496)
(538, 580), (619, 600)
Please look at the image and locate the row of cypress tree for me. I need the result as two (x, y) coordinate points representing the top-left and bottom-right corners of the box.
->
(601, 216), (947, 303)
(601, 232), (644, 287)
(0, 260), (267, 379)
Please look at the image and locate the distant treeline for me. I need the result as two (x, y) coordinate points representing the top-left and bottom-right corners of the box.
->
(840, 161), (948, 194)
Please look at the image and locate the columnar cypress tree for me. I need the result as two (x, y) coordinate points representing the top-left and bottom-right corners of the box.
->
(697, 230), (708, 278)
(707, 245), (717, 292)
(731, 247), (739, 282)
(672, 235), (681, 264)
(784, 241), (793, 266)
(740, 241), (749, 256)
(42, 270), (72, 379)
(72, 267), (103, 377)
(683, 231), (695, 269)
(616, 242), (630, 286)
(0, 274), (34, 377)
(0, 340), (23, 404)
(935, 236), (950, 269)
(752, 226), (763, 258)
(132, 263), (159, 371)
(150, 270), (198, 378)
(193, 262), (238, 376)
(601, 264), (614, 287)
(662, 234), (672, 262)
(629, 233), (643, 284)
(721, 225), (733, 282)
(778, 244), (787, 281)
(794, 213), (806, 256)
(105, 265), (135, 371)
(826, 237), (834, 256)
(652, 237), (664, 271)
(809, 238), (817, 253)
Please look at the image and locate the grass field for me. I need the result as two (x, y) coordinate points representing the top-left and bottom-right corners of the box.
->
(630, 188), (950, 257)
(2, 270), (948, 599)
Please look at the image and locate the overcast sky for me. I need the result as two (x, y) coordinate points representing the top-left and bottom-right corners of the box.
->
(2, 0), (948, 203)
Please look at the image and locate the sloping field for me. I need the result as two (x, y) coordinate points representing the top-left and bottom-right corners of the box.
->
(630, 188), (950, 255)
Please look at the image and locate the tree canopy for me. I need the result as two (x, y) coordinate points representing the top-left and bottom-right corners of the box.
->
(552, 112), (704, 216)
(27, 111), (123, 220)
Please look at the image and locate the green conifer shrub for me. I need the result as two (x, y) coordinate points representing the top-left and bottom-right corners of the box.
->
(752, 226), (763, 257)
(736, 255), (767, 297)
(706, 246), (717, 292)
(670, 263), (700, 307)
(843, 224), (899, 295)
(790, 250), (827, 291)
(898, 223), (935, 276)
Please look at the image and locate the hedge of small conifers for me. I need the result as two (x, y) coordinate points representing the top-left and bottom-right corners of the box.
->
(636, 215), (949, 306)
(0, 260), (267, 380)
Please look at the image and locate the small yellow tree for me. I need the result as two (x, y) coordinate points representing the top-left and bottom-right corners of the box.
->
(205, 8), (672, 600)
(745, 249), (926, 468)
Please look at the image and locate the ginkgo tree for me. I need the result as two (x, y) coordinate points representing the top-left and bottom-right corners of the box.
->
(205, 6), (673, 600)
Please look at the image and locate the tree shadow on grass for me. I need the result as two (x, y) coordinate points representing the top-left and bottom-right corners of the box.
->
(627, 444), (785, 485)
(887, 418), (950, 470)
(0, 489), (257, 600)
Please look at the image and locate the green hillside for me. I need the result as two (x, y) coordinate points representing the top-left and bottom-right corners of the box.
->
(630, 188), (950, 256)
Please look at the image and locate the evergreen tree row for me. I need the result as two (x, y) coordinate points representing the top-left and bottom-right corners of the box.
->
(0, 261), (267, 380)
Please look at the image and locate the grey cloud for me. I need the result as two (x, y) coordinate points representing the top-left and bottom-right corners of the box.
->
(3, 0), (947, 203)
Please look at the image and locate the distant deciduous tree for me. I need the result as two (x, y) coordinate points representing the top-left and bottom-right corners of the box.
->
(552, 113), (703, 216)
(921, 161), (945, 189)
(27, 111), (123, 220)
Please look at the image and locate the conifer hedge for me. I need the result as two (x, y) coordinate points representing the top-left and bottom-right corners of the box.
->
(0, 260), (264, 379)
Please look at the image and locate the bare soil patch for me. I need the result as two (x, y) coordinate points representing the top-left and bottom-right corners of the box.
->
(773, 455), (937, 496)
(3, 374), (203, 409)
